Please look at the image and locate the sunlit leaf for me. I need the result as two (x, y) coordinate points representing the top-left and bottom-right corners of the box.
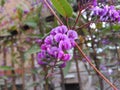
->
(51, 0), (73, 17)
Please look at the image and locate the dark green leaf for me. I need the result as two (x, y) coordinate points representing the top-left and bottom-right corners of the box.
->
(51, 0), (73, 17)
(0, 0), (6, 6)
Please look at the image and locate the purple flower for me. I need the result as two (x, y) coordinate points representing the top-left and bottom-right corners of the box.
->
(47, 46), (59, 58)
(60, 62), (66, 68)
(37, 51), (46, 59)
(58, 50), (64, 59)
(41, 44), (51, 50)
(92, 0), (97, 7)
(37, 59), (46, 65)
(50, 28), (56, 36)
(54, 33), (68, 42)
(62, 54), (71, 61)
(59, 40), (72, 50)
(36, 25), (77, 68)
(55, 25), (68, 34)
(100, 64), (107, 71)
(92, 6), (102, 15)
(24, 9), (29, 14)
(67, 30), (78, 40)
(44, 35), (53, 44)
(37, 51), (46, 65)
(50, 25), (68, 36)
(101, 39), (110, 45)
(91, 5), (120, 22)
(70, 40), (76, 47)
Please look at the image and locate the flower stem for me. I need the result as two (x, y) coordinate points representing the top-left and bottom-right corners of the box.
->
(72, 10), (81, 29)
(43, 0), (117, 89)
(75, 42), (118, 90)
(43, 0), (63, 25)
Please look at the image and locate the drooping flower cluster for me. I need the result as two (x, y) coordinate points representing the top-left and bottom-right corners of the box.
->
(91, 5), (120, 22)
(37, 25), (78, 68)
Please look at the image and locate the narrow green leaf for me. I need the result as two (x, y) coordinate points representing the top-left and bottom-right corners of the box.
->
(24, 21), (37, 28)
(63, 61), (71, 76)
(51, 0), (73, 17)
(0, 66), (13, 71)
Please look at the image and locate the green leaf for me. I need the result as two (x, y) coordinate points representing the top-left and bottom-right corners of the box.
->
(16, 6), (24, 20)
(0, 0), (6, 6)
(51, 0), (73, 17)
(24, 21), (37, 28)
(63, 61), (71, 76)
(0, 66), (13, 71)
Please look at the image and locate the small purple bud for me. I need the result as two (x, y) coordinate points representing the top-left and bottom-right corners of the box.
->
(101, 39), (110, 45)
(35, 39), (42, 44)
(82, 56), (91, 62)
(24, 9), (29, 14)
(60, 62), (66, 68)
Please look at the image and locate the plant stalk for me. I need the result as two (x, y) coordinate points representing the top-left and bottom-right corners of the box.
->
(75, 42), (118, 90)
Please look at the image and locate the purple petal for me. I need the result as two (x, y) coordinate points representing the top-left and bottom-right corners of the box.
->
(67, 30), (78, 40)
(60, 62), (66, 68)
(47, 46), (59, 58)
(59, 40), (72, 50)
(44, 35), (53, 45)
(57, 50), (64, 59)
(62, 54), (71, 61)
(55, 25), (68, 34)
(41, 44), (51, 50)
(54, 33), (68, 42)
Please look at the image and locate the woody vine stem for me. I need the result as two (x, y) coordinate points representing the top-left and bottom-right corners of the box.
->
(43, 0), (118, 90)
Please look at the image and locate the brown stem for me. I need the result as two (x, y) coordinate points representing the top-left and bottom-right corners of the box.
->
(87, 27), (103, 90)
(60, 68), (65, 90)
(42, 0), (117, 89)
(115, 44), (120, 67)
(44, 67), (49, 90)
(31, 54), (37, 90)
(17, 32), (25, 90)
(3, 46), (8, 90)
(74, 49), (83, 90)
(72, 10), (81, 29)
(11, 40), (17, 90)
(43, 0), (63, 25)
(75, 42), (118, 90)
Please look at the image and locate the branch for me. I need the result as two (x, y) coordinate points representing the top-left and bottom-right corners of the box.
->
(75, 42), (118, 90)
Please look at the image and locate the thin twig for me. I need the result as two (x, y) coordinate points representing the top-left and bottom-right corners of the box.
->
(75, 42), (118, 90)
(43, 0), (63, 25)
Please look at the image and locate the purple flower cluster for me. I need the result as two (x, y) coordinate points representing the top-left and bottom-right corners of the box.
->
(92, 5), (120, 22)
(37, 25), (78, 68)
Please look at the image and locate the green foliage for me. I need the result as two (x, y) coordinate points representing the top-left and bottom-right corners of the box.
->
(0, 66), (13, 71)
(63, 61), (71, 76)
(51, 0), (73, 17)
(0, 0), (6, 6)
